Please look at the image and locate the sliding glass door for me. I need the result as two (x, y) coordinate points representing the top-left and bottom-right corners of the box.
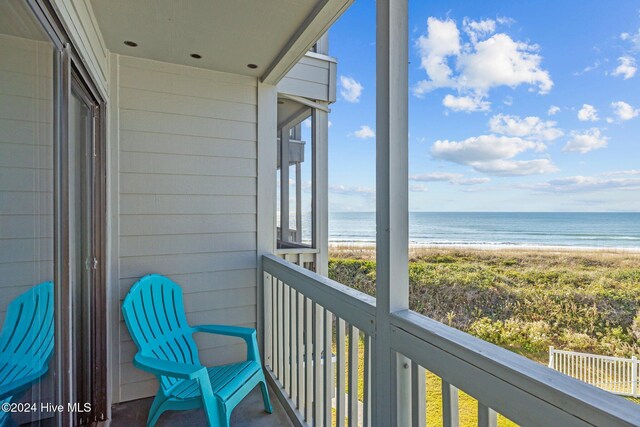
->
(0, 1), (57, 425)
(0, 1), (106, 425)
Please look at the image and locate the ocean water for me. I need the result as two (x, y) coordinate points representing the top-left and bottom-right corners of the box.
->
(328, 212), (640, 250)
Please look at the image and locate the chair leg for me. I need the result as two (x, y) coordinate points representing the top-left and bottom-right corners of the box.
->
(259, 379), (273, 414)
(147, 394), (167, 427)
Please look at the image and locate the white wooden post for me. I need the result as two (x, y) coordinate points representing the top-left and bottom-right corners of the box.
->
(280, 127), (290, 242)
(312, 107), (329, 275)
(548, 346), (554, 368)
(374, 0), (410, 425)
(632, 356), (638, 398)
(257, 82), (278, 361)
(295, 161), (302, 242)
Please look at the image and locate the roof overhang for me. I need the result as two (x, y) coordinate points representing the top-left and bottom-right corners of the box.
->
(90, 0), (353, 85)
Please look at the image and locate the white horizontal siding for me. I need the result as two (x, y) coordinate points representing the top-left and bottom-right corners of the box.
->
(115, 55), (259, 402)
(278, 54), (333, 101)
(0, 35), (53, 325)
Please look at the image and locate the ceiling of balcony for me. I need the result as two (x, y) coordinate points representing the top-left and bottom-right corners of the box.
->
(90, 0), (350, 83)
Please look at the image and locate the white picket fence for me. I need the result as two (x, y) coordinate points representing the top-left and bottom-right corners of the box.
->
(549, 347), (639, 397)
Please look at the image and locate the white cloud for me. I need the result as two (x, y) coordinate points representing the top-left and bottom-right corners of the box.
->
(496, 16), (516, 26)
(409, 172), (490, 185)
(415, 18), (461, 93)
(462, 18), (496, 44)
(563, 128), (608, 154)
(430, 135), (554, 176)
(352, 125), (375, 139)
(456, 33), (553, 95)
(432, 135), (539, 163)
(573, 60), (602, 76)
(611, 101), (640, 121)
(472, 159), (557, 176)
(409, 184), (429, 192)
(547, 105), (561, 116)
(577, 104), (599, 122)
(413, 17), (553, 103)
(528, 173), (640, 193)
(620, 30), (640, 51)
(489, 114), (563, 141)
(329, 184), (375, 196)
(442, 94), (490, 112)
(612, 56), (637, 80)
(410, 172), (461, 182)
(339, 76), (363, 102)
(457, 177), (492, 185)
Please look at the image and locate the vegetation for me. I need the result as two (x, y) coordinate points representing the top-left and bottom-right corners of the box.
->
(328, 246), (640, 425)
(329, 246), (640, 362)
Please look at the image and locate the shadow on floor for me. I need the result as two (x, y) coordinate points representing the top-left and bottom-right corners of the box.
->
(111, 385), (293, 427)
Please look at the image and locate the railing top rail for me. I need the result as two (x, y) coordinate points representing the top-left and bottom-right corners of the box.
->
(391, 309), (640, 427)
(551, 349), (635, 363)
(262, 254), (376, 334)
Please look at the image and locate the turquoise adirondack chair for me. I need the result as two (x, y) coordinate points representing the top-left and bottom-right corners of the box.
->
(122, 274), (272, 427)
(0, 282), (55, 427)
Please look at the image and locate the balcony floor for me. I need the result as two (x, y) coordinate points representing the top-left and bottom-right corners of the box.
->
(111, 384), (293, 427)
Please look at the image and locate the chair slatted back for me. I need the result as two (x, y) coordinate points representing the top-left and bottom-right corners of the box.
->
(122, 274), (201, 390)
(0, 282), (54, 395)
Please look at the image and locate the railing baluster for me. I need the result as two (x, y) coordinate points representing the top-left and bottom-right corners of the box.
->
(284, 283), (291, 394)
(348, 325), (359, 427)
(313, 302), (324, 426)
(275, 279), (281, 379)
(411, 361), (426, 427)
(442, 381), (459, 427)
(336, 318), (346, 427)
(305, 296), (313, 422)
(297, 291), (304, 409)
(323, 309), (333, 426)
(290, 287), (298, 403)
(477, 403), (497, 427)
(363, 334), (371, 427)
(632, 356), (638, 398)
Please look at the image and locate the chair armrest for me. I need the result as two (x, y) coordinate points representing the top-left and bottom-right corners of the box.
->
(192, 324), (260, 362)
(134, 354), (205, 380)
(192, 324), (255, 338)
(0, 367), (49, 401)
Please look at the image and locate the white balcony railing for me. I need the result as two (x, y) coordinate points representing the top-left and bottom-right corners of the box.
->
(549, 348), (640, 398)
(262, 254), (640, 426)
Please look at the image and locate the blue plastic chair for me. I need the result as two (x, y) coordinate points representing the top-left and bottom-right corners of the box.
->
(0, 282), (54, 427)
(122, 274), (272, 427)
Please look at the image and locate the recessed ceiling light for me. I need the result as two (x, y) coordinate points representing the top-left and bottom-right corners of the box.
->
(247, 63), (258, 69)
(190, 53), (202, 59)
(124, 41), (138, 47)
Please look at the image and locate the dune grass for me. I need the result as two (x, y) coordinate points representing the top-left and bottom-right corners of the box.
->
(326, 245), (639, 424)
(329, 246), (640, 361)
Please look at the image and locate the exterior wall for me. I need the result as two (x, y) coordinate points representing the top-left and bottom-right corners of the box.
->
(0, 34), (53, 323)
(278, 53), (336, 102)
(51, 0), (109, 97)
(111, 55), (260, 402)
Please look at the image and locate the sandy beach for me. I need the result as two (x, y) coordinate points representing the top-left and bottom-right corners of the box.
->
(329, 241), (640, 258)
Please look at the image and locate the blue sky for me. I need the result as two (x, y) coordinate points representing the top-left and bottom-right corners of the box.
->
(323, 0), (640, 212)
